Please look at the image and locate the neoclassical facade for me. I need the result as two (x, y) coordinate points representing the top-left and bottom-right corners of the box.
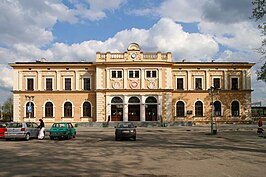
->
(10, 43), (254, 124)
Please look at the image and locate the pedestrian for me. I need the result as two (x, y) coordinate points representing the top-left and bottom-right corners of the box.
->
(38, 119), (45, 139)
(257, 118), (263, 135)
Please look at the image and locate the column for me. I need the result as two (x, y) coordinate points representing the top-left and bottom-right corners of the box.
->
(242, 70), (246, 90)
(187, 70), (191, 90)
(75, 71), (79, 90)
(18, 71), (22, 90)
(140, 96), (145, 121)
(158, 68), (162, 89)
(106, 69), (110, 89)
(123, 95), (128, 122)
(141, 69), (145, 89)
(224, 70), (228, 90)
(158, 95), (163, 122)
(246, 69), (251, 89)
(206, 70), (210, 90)
(56, 70), (60, 90)
(123, 68), (127, 89)
(38, 71), (42, 90)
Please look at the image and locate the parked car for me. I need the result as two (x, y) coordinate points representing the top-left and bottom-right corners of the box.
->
(115, 122), (136, 141)
(4, 122), (41, 141)
(49, 122), (76, 140)
(0, 123), (7, 138)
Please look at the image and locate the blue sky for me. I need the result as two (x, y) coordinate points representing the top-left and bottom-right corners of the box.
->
(0, 0), (265, 105)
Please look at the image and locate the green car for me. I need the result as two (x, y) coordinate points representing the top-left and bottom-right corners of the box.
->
(49, 122), (76, 140)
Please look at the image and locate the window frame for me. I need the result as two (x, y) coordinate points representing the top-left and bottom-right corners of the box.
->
(111, 70), (123, 79)
(213, 77), (221, 89)
(128, 70), (140, 79)
(176, 77), (184, 90)
(83, 77), (91, 91)
(64, 77), (72, 90)
(195, 77), (203, 90)
(231, 77), (239, 90)
(27, 78), (34, 91)
(45, 102), (53, 117)
(45, 77), (53, 91)
(146, 70), (157, 79)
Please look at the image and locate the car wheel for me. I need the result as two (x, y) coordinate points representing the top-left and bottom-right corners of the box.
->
(73, 133), (76, 138)
(25, 133), (30, 141)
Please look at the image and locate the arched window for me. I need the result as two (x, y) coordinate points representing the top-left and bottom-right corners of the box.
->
(45, 102), (53, 117)
(83, 102), (91, 117)
(195, 101), (203, 117)
(64, 102), (72, 117)
(145, 97), (157, 103)
(26, 102), (34, 118)
(129, 97), (140, 103)
(176, 101), (185, 117)
(231, 101), (240, 116)
(214, 101), (221, 116)
(111, 97), (123, 104)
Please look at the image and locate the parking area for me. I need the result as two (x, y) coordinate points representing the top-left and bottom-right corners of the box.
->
(0, 125), (265, 177)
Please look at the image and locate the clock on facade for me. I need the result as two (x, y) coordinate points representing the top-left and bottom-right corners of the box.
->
(131, 53), (137, 59)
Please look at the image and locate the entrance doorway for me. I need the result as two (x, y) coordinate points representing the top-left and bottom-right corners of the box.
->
(111, 105), (123, 121)
(145, 96), (157, 121)
(145, 105), (157, 121)
(128, 105), (140, 121)
(111, 97), (123, 121)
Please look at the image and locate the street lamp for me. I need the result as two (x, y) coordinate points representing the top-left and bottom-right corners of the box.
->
(25, 95), (34, 121)
(208, 86), (220, 134)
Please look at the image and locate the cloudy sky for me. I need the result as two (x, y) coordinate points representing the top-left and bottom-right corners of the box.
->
(0, 0), (265, 105)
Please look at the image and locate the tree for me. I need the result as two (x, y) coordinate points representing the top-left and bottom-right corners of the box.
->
(252, 0), (266, 82)
(0, 96), (13, 122)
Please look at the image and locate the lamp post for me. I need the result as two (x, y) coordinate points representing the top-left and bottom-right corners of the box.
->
(25, 95), (34, 121)
(208, 86), (220, 134)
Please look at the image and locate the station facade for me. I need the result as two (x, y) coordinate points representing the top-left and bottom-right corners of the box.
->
(9, 43), (254, 124)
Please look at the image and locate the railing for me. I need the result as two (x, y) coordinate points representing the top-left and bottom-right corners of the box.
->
(143, 53), (158, 59)
(111, 53), (124, 59)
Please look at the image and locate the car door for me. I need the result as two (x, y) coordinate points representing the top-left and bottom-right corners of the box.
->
(31, 122), (40, 137)
(68, 123), (75, 136)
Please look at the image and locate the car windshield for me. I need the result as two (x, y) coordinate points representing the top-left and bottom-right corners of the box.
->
(52, 123), (66, 128)
(117, 123), (134, 128)
(7, 122), (22, 128)
(0, 124), (6, 128)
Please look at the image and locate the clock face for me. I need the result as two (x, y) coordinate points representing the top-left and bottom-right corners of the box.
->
(131, 53), (136, 59)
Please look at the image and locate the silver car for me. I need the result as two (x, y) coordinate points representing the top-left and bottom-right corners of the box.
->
(5, 122), (40, 141)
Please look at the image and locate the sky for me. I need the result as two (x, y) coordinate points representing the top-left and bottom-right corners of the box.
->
(0, 0), (265, 105)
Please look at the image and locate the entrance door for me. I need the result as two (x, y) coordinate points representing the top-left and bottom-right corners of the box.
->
(145, 105), (157, 121)
(128, 105), (140, 121)
(111, 105), (123, 121)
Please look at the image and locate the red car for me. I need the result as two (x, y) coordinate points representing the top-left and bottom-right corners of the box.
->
(0, 123), (7, 138)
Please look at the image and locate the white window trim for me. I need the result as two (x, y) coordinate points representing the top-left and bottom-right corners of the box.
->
(42, 100), (55, 118)
(62, 100), (74, 118)
(212, 76), (221, 89)
(194, 76), (204, 90)
(145, 69), (158, 80)
(193, 100), (204, 117)
(128, 70), (140, 79)
(25, 77), (36, 91)
(230, 76), (239, 90)
(176, 76), (185, 90)
(82, 76), (91, 90)
(44, 77), (54, 91)
(80, 100), (92, 117)
(63, 77), (72, 90)
(111, 70), (123, 80)
(175, 100), (186, 117)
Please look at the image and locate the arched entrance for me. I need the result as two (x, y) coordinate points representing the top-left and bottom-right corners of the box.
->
(111, 97), (123, 121)
(145, 97), (157, 121)
(128, 97), (140, 121)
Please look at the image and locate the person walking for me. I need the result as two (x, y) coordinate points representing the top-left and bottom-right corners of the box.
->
(38, 119), (45, 139)
(257, 118), (263, 135)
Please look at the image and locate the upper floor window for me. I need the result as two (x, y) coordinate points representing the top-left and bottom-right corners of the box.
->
(213, 78), (220, 89)
(231, 78), (239, 90)
(83, 78), (91, 90)
(46, 78), (53, 91)
(176, 78), (184, 90)
(27, 78), (34, 91)
(195, 78), (202, 90)
(65, 78), (71, 90)
(112, 71), (122, 78)
(129, 70), (139, 78)
(146, 70), (157, 78)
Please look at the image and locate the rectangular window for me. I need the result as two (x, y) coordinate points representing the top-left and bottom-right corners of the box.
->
(176, 78), (184, 90)
(129, 70), (140, 78)
(111, 71), (123, 78)
(27, 78), (34, 91)
(46, 78), (53, 91)
(213, 78), (220, 89)
(65, 78), (71, 90)
(83, 78), (91, 90)
(195, 78), (202, 90)
(231, 78), (238, 90)
(146, 70), (157, 78)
